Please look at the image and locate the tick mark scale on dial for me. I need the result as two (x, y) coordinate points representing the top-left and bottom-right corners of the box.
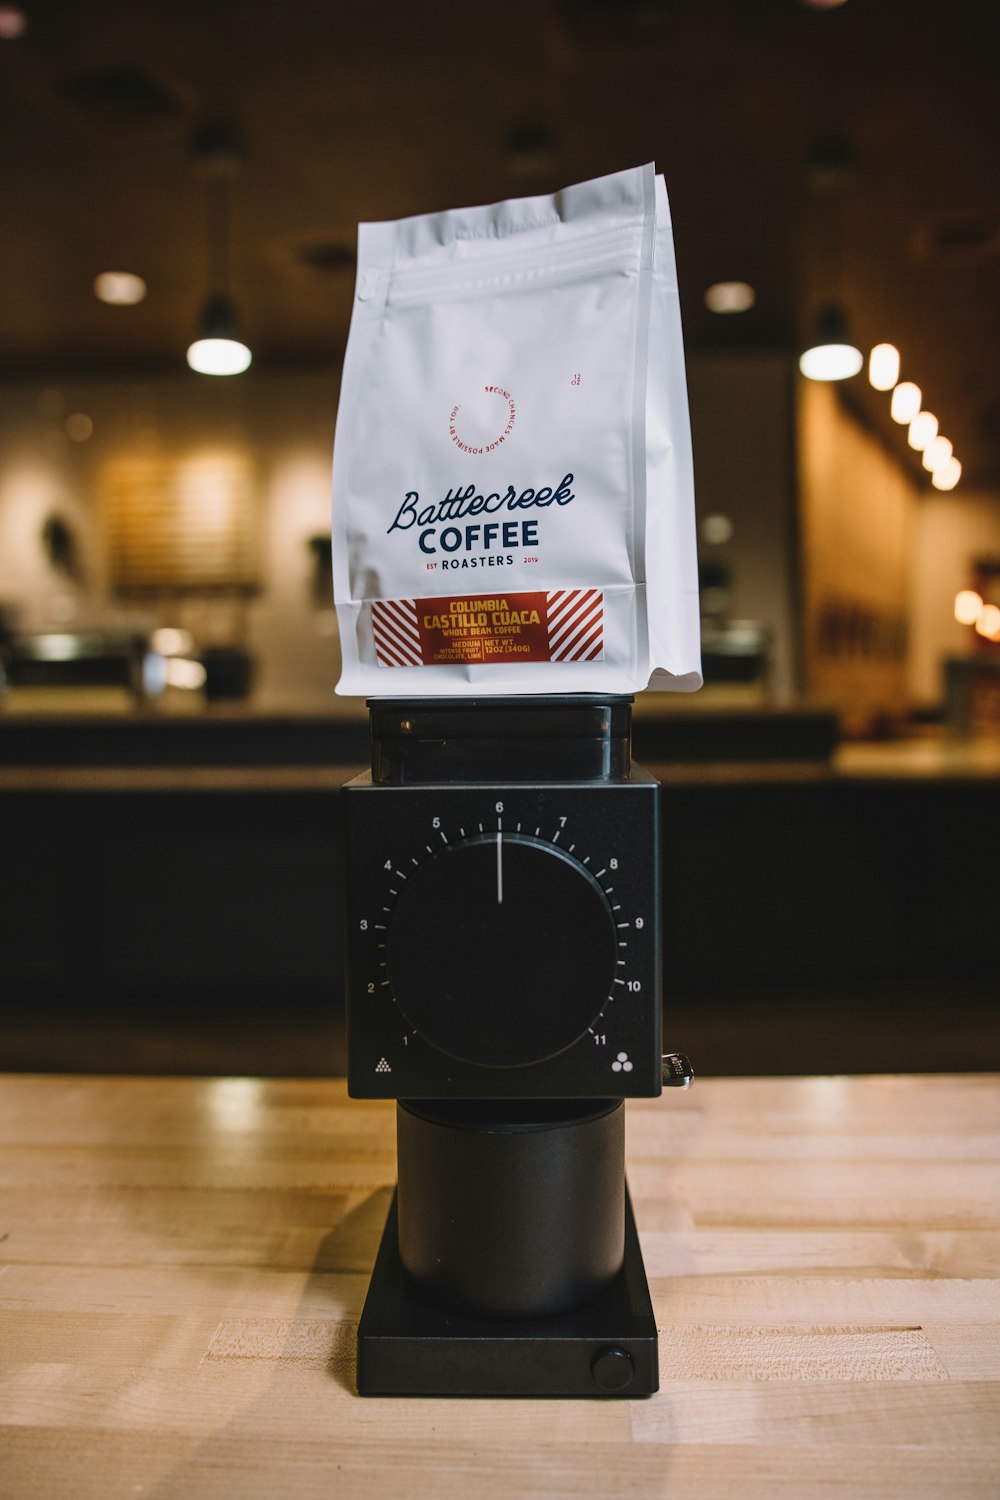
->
(439, 831), (448, 843)
(617, 922), (628, 928)
(496, 832), (503, 905)
(395, 871), (407, 880)
(374, 924), (386, 930)
(614, 977), (625, 985)
(552, 829), (561, 842)
(595, 868), (607, 878)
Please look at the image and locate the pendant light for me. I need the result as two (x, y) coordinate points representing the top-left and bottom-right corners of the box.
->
(799, 137), (862, 382)
(187, 123), (252, 376)
(799, 302), (863, 381)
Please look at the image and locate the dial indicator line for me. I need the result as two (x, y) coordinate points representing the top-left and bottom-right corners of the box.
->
(496, 832), (503, 905)
(614, 977), (625, 985)
(395, 871), (407, 880)
(552, 829), (561, 843)
(583, 856), (591, 865)
(439, 830), (448, 844)
(595, 868), (607, 878)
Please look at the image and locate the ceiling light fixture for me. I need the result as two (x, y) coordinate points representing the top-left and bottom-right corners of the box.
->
(187, 295), (252, 376)
(954, 591), (983, 625)
(704, 281), (756, 314)
(923, 435), (954, 473)
(186, 122), (252, 377)
(868, 343), (900, 390)
(0, 6), (27, 41)
(932, 457), (962, 491)
(974, 605), (1000, 642)
(799, 303), (863, 381)
(908, 411), (938, 451)
(94, 271), (147, 306)
(890, 381), (922, 423)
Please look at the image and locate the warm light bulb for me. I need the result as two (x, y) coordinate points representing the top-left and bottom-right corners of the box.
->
(704, 281), (756, 314)
(0, 7), (29, 41)
(150, 627), (195, 656)
(923, 435), (954, 473)
(954, 591), (983, 626)
(975, 605), (1000, 642)
(890, 381), (921, 424)
(868, 343), (900, 391)
(908, 411), (938, 451)
(799, 343), (863, 381)
(186, 338), (252, 376)
(94, 271), (147, 306)
(164, 658), (208, 689)
(932, 457), (962, 491)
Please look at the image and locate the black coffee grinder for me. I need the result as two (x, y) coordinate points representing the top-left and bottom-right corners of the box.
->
(343, 695), (691, 1397)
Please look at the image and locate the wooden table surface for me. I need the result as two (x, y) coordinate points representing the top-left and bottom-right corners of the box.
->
(1, 1073), (998, 1499)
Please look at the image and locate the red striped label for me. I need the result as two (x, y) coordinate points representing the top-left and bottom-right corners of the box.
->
(371, 590), (604, 668)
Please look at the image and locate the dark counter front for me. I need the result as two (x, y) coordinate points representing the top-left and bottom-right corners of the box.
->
(1, 710), (999, 1076)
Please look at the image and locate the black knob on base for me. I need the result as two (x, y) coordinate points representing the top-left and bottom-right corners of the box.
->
(591, 1346), (635, 1391)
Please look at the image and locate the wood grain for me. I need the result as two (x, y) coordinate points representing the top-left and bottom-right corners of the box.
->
(1, 1072), (998, 1499)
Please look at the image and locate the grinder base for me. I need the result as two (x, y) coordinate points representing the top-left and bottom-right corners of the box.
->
(356, 1186), (658, 1398)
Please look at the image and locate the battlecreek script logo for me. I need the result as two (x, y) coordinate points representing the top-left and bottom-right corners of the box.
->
(449, 385), (516, 455)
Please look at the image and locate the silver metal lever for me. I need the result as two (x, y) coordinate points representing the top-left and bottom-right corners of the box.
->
(661, 1052), (693, 1089)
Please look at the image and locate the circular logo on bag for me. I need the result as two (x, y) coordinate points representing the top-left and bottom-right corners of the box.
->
(448, 385), (516, 455)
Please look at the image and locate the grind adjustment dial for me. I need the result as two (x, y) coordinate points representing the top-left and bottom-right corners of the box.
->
(385, 834), (617, 1068)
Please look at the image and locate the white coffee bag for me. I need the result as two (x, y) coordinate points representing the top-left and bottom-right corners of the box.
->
(332, 163), (701, 696)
